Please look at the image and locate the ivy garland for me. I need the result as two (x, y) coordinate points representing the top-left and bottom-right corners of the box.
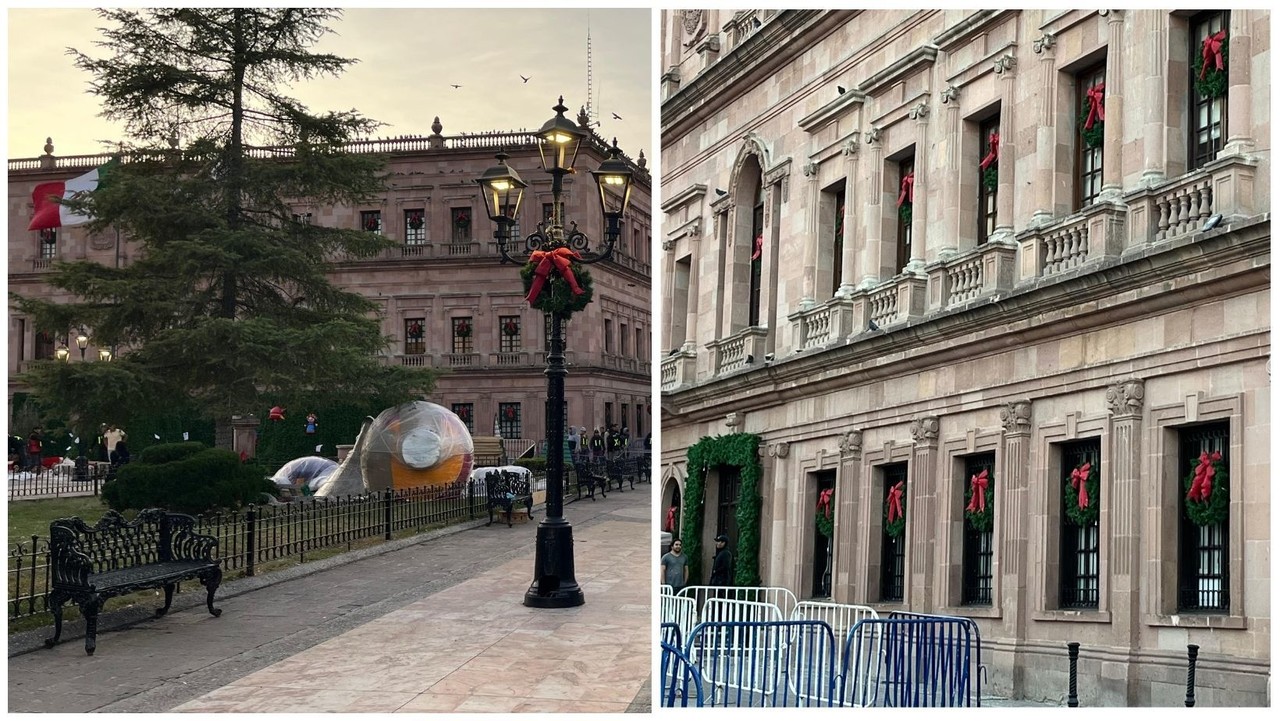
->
(679, 433), (763, 587)
(1063, 462), (1100, 527)
(1192, 34), (1229, 100)
(520, 261), (594, 317)
(963, 470), (995, 532)
(1078, 103), (1104, 150)
(883, 481), (907, 538)
(1183, 452), (1229, 527)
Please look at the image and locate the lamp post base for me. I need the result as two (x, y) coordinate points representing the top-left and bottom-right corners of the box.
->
(523, 517), (585, 608)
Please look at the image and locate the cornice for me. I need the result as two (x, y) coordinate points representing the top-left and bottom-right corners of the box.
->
(859, 45), (938, 97)
(799, 89), (866, 134)
(661, 183), (708, 213)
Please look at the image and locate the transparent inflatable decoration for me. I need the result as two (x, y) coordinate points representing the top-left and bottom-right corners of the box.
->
(269, 456), (337, 493)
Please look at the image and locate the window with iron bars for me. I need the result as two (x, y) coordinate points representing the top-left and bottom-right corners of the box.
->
(38, 229), (57, 259)
(499, 315), (521, 352)
(451, 317), (474, 354)
(451, 403), (474, 433)
(1188, 10), (1229, 171)
(1177, 421), (1230, 612)
(360, 210), (382, 234)
(961, 453), (995, 606)
(404, 209), (426, 245)
(879, 463), (908, 603)
(404, 317), (425, 355)
(498, 403), (521, 440)
(1060, 439), (1101, 609)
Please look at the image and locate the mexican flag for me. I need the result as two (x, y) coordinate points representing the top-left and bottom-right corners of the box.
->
(27, 162), (113, 231)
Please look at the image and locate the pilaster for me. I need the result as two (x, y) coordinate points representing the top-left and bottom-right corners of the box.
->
(837, 137), (860, 296)
(908, 415), (940, 612)
(939, 85), (961, 259)
(993, 54), (1017, 242)
(859, 128), (884, 288)
(1106, 378), (1145, 698)
(906, 101), (929, 273)
(1031, 32), (1057, 227)
(1000, 400), (1033, 691)
(1222, 10), (1256, 156)
(1099, 11), (1126, 201)
(833, 430), (863, 604)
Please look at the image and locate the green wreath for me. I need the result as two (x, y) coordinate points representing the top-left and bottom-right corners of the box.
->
(963, 471), (995, 532)
(898, 202), (913, 225)
(883, 483), (907, 538)
(982, 166), (999, 191)
(520, 261), (594, 317)
(679, 433), (763, 586)
(1079, 102), (1104, 150)
(1192, 34), (1229, 100)
(1063, 463), (1100, 527)
(1183, 454), (1229, 527)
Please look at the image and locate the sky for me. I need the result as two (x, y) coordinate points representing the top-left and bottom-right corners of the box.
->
(6, 8), (652, 162)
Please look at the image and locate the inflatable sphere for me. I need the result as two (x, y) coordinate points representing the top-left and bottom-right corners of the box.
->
(269, 456), (337, 493)
(359, 402), (474, 491)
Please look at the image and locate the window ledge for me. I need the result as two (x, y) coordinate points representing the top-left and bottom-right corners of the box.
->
(936, 605), (1001, 620)
(1031, 609), (1112, 624)
(1144, 613), (1247, 630)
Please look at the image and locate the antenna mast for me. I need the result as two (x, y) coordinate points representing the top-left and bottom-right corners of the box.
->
(585, 12), (595, 122)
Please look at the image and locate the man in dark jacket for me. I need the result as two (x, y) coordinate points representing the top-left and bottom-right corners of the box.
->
(709, 534), (733, 586)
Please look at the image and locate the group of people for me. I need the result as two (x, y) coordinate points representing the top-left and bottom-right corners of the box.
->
(565, 424), (651, 463)
(6, 424), (130, 473)
(660, 534), (733, 595)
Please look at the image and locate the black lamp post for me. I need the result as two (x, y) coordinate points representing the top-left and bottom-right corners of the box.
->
(475, 97), (635, 609)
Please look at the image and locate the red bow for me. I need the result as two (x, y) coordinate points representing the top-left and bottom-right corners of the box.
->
(897, 172), (915, 207)
(1199, 30), (1226, 81)
(887, 481), (905, 524)
(979, 132), (1000, 171)
(268, 406), (286, 422)
(525, 247), (585, 306)
(1084, 83), (1105, 130)
(965, 469), (989, 513)
(817, 488), (834, 518)
(751, 234), (763, 261)
(1070, 462), (1092, 510)
(666, 506), (677, 532)
(1186, 451), (1222, 503)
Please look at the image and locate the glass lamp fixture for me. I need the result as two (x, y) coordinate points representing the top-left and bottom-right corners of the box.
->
(536, 97), (586, 173)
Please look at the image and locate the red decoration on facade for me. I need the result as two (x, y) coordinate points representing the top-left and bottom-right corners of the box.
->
(407, 320), (423, 339)
(666, 505), (677, 532)
(817, 488), (834, 518)
(1070, 461), (1093, 509)
(1084, 83), (1106, 130)
(1186, 450), (1222, 503)
(502, 320), (519, 336)
(364, 216), (379, 231)
(965, 469), (989, 513)
(886, 481), (905, 524)
(1199, 30), (1227, 80)
(525, 247), (585, 306)
(979, 132), (1000, 171)
(504, 406), (517, 420)
(897, 172), (915, 207)
(751, 234), (762, 261)
(408, 212), (423, 230)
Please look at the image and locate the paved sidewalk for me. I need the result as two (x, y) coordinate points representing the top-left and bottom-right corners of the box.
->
(8, 488), (653, 712)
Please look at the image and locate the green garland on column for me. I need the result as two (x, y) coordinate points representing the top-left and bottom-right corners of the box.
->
(680, 432), (763, 587)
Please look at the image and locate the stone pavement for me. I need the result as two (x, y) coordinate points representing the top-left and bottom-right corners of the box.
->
(7, 487), (653, 713)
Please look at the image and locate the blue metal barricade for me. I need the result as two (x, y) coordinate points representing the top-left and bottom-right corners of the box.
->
(685, 620), (839, 707)
(840, 615), (982, 707)
(661, 621), (683, 650)
(661, 640), (705, 707)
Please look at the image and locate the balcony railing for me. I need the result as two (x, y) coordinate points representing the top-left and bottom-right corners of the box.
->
(1018, 203), (1125, 281)
(926, 242), (1016, 312)
(661, 349), (698, 391)
(489, 351), (531, 367)
(1126, 156), (1259, 246)
(31, 258), (54, 271)
(708, 326), (767, 375)
(398, 354), (431, 367)
(444, 353), (480, 368)
(789, 296), (857, 350)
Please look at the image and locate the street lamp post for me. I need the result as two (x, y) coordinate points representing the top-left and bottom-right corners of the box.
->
(475, 97), (635, 609)
(75, 329), (89, 360)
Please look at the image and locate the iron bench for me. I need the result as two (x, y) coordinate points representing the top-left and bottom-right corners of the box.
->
(485, 470), (534, 527)
(44, 509), (223, 655)
(572, 460), (609, 500)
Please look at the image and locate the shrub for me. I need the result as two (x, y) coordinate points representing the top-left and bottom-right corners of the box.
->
(102, 443), (276, 515)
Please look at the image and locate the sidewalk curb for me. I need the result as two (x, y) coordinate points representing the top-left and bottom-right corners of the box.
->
(9, 501), (556, 658)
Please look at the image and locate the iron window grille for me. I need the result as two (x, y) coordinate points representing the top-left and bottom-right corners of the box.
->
(38, 229), (57, 259)
(404, 209), (426, 244)
(498, 403), (521, 440)
(1177, 421), (1230, 612)
(1076, 65), (1106, 209)
(812, 471), (836, 599)
(34, 331), (56, 361)
(451, 403), (474, 433)
(403, 317), (426, 356)
(1189, 11), (1229, 171)
(498, 315), (521, 352)
(451, 317), (474, 354)
(896, 157), (914, 272)
(360, 210), (382, 234)
(960, 453), (995, 606)
(977, 115), (1000, 245)
(1060, 440), (1101, 608)
(879, 463), (908, 603)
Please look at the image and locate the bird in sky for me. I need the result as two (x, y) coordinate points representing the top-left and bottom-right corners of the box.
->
(611, 112), (623, 120)
(520, 75), (531, 83)
(450, 84), (462, 89)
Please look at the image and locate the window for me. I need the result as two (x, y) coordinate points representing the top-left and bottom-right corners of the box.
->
(633, 226), (643, 260)
(543, 315), (553, 351)
(977, 116), (1000, 244)
(1189, 11), (1229, 171)
(1076, 65), (1106, 209)
(451, 207), (472, 242)
(405, 209), (426, 245)
(604, 318), (614, 354)
(812, 471), (836, 598)
(717, 465), (741, 550)
(451, 403), (474, 433)
(498, 403), (521, 439)
(620, 323), (629, 356)
(621, 403), (629, 434)
(635, 326), (645, 362)
(832, 186), (845, 297)
(636, 404), (645, 437)
(604, 402), (613, 428)
(880, 463), (908, 603)
(499, 315), (521, 352)
(1177, 421), (1229, 611)
(748, 187), (764, 326)
(1060, 440), (1101, 608)
(291, 212), (313, 225)
(541, 202), (564, 226)
(451, 317), (474, 354)
(896, 157), (914, 272)
(34, 331), (56, 361)
(404, 317), (425, 355)
(361, 210), (382, 234)
(961, 453), (995, 606)
(38, 229), (57, 259)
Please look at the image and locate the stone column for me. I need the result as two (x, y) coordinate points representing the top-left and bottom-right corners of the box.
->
(833, 430), (863, 604)
(999, 401), (1033, 693)
(908, 415), (940, 611)
(1031, 32), (1058, 226)
(800, 161), (821, 309)
(859, 128), (884, 287)
(1140, 10), (1169, 186)
(683, 238), (701, 353)
(939, 86), (961, 258)
(993, 53), (1017, 241)
(1106, 379), (1145, 694)
(231, 415), (261, 459)
(1098, 11), (1126, 201)
(906, 102), (929, 272)
(663, 239), (678, 351)
(766, 443), (788, 587)
(1222, 10), (1256, 156)
(837, 137), (860, 296)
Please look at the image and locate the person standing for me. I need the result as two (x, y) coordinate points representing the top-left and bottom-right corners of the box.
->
(661, 538), (690, 595)
(590, 428), (605, 461)
(567, 426), (580, 457)
(104, 425), (127, 457)
(709, 534), (733, 586)
(26, 429), (43, 472)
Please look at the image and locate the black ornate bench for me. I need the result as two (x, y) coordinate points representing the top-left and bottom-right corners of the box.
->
(605, 454), (636, 491)
(572, 460), (609, 500)
(485, 470), (534, 527)
(44, 509), (223, 655)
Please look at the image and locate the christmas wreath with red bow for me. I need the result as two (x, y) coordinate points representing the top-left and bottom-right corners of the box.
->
(364, 215), (380, 232)
(964, 468), (995, 532)
(520, 247), (594, 316)
(884, 480), (907, 538)
(1193, 30), (1229, 100)
(407, 320), (423, 339)
(1078, 82), (1106, 150)
(815, 488), (835, 539)
(1183, 450), (1228, 527)
(502, 319), (520, 336)
(455, 320), (472, 338)
(503, 406), (517, 421)
(1063, 461), (1100, 526)
(453, 209), (471, 229)
(455, 406), (471, 422)
(407, 212), (424, 230)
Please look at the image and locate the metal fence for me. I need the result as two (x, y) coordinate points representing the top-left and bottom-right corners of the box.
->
(7, 478), (490, 620)
(7, 464), (108, 500)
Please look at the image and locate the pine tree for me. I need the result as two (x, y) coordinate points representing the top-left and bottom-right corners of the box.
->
(13, 9), (434, 440)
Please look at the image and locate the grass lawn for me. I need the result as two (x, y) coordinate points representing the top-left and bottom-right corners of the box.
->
(7, 495), (117, 545)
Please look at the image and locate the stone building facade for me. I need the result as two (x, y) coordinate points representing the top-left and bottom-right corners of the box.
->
(8, 117), (653, 447)
(660, 9), (1268, 706)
